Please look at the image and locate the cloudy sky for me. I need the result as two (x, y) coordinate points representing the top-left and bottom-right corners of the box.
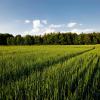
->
(0, 0), (100, 35)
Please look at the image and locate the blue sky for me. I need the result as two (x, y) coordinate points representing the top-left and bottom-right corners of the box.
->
(0, 0), (100, 35)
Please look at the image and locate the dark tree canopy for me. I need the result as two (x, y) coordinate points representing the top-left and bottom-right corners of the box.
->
(0, 32), (100, 45)
(0, 33), (13, 45)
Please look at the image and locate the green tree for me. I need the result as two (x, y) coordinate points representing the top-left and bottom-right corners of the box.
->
(24, 35), (34, 45)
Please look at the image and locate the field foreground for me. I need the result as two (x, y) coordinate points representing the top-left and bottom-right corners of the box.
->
(0, 45), (100, 100)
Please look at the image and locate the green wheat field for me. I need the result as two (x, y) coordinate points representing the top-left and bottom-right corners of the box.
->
(0, 45), (100, 100)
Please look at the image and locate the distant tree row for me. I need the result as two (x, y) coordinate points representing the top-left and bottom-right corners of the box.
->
(0, 32), (100, 45)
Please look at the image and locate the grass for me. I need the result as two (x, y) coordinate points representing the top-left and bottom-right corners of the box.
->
(0, 45), (100, 100)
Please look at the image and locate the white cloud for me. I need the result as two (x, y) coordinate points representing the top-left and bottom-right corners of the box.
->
(23, 20), (96, 35)
(33, 20), (43, 28)
(44, 28), (56, 33)
(31, 20), (43, 34)
(60, 31), (67, 33)
(25, 20), (31, 24)
(67, 22), (77, 28)
(30, 19), (59, 35)
(42, 20), (47, 24)
(71, 28), (94, 34)
(83, 29), (94, 32)
(31, 28), (40, 33)
(1, 18), (98, 36)
(49, 24), (64, 28)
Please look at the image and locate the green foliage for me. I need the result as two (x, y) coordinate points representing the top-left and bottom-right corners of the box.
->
(0, 33), (13, 45)
(1, 32), (100, 45)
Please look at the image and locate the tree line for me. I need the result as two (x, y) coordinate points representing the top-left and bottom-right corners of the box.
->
(0, 32), (100, 45)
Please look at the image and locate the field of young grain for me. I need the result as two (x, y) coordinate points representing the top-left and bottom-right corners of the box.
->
(0, 45), (100, 100)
